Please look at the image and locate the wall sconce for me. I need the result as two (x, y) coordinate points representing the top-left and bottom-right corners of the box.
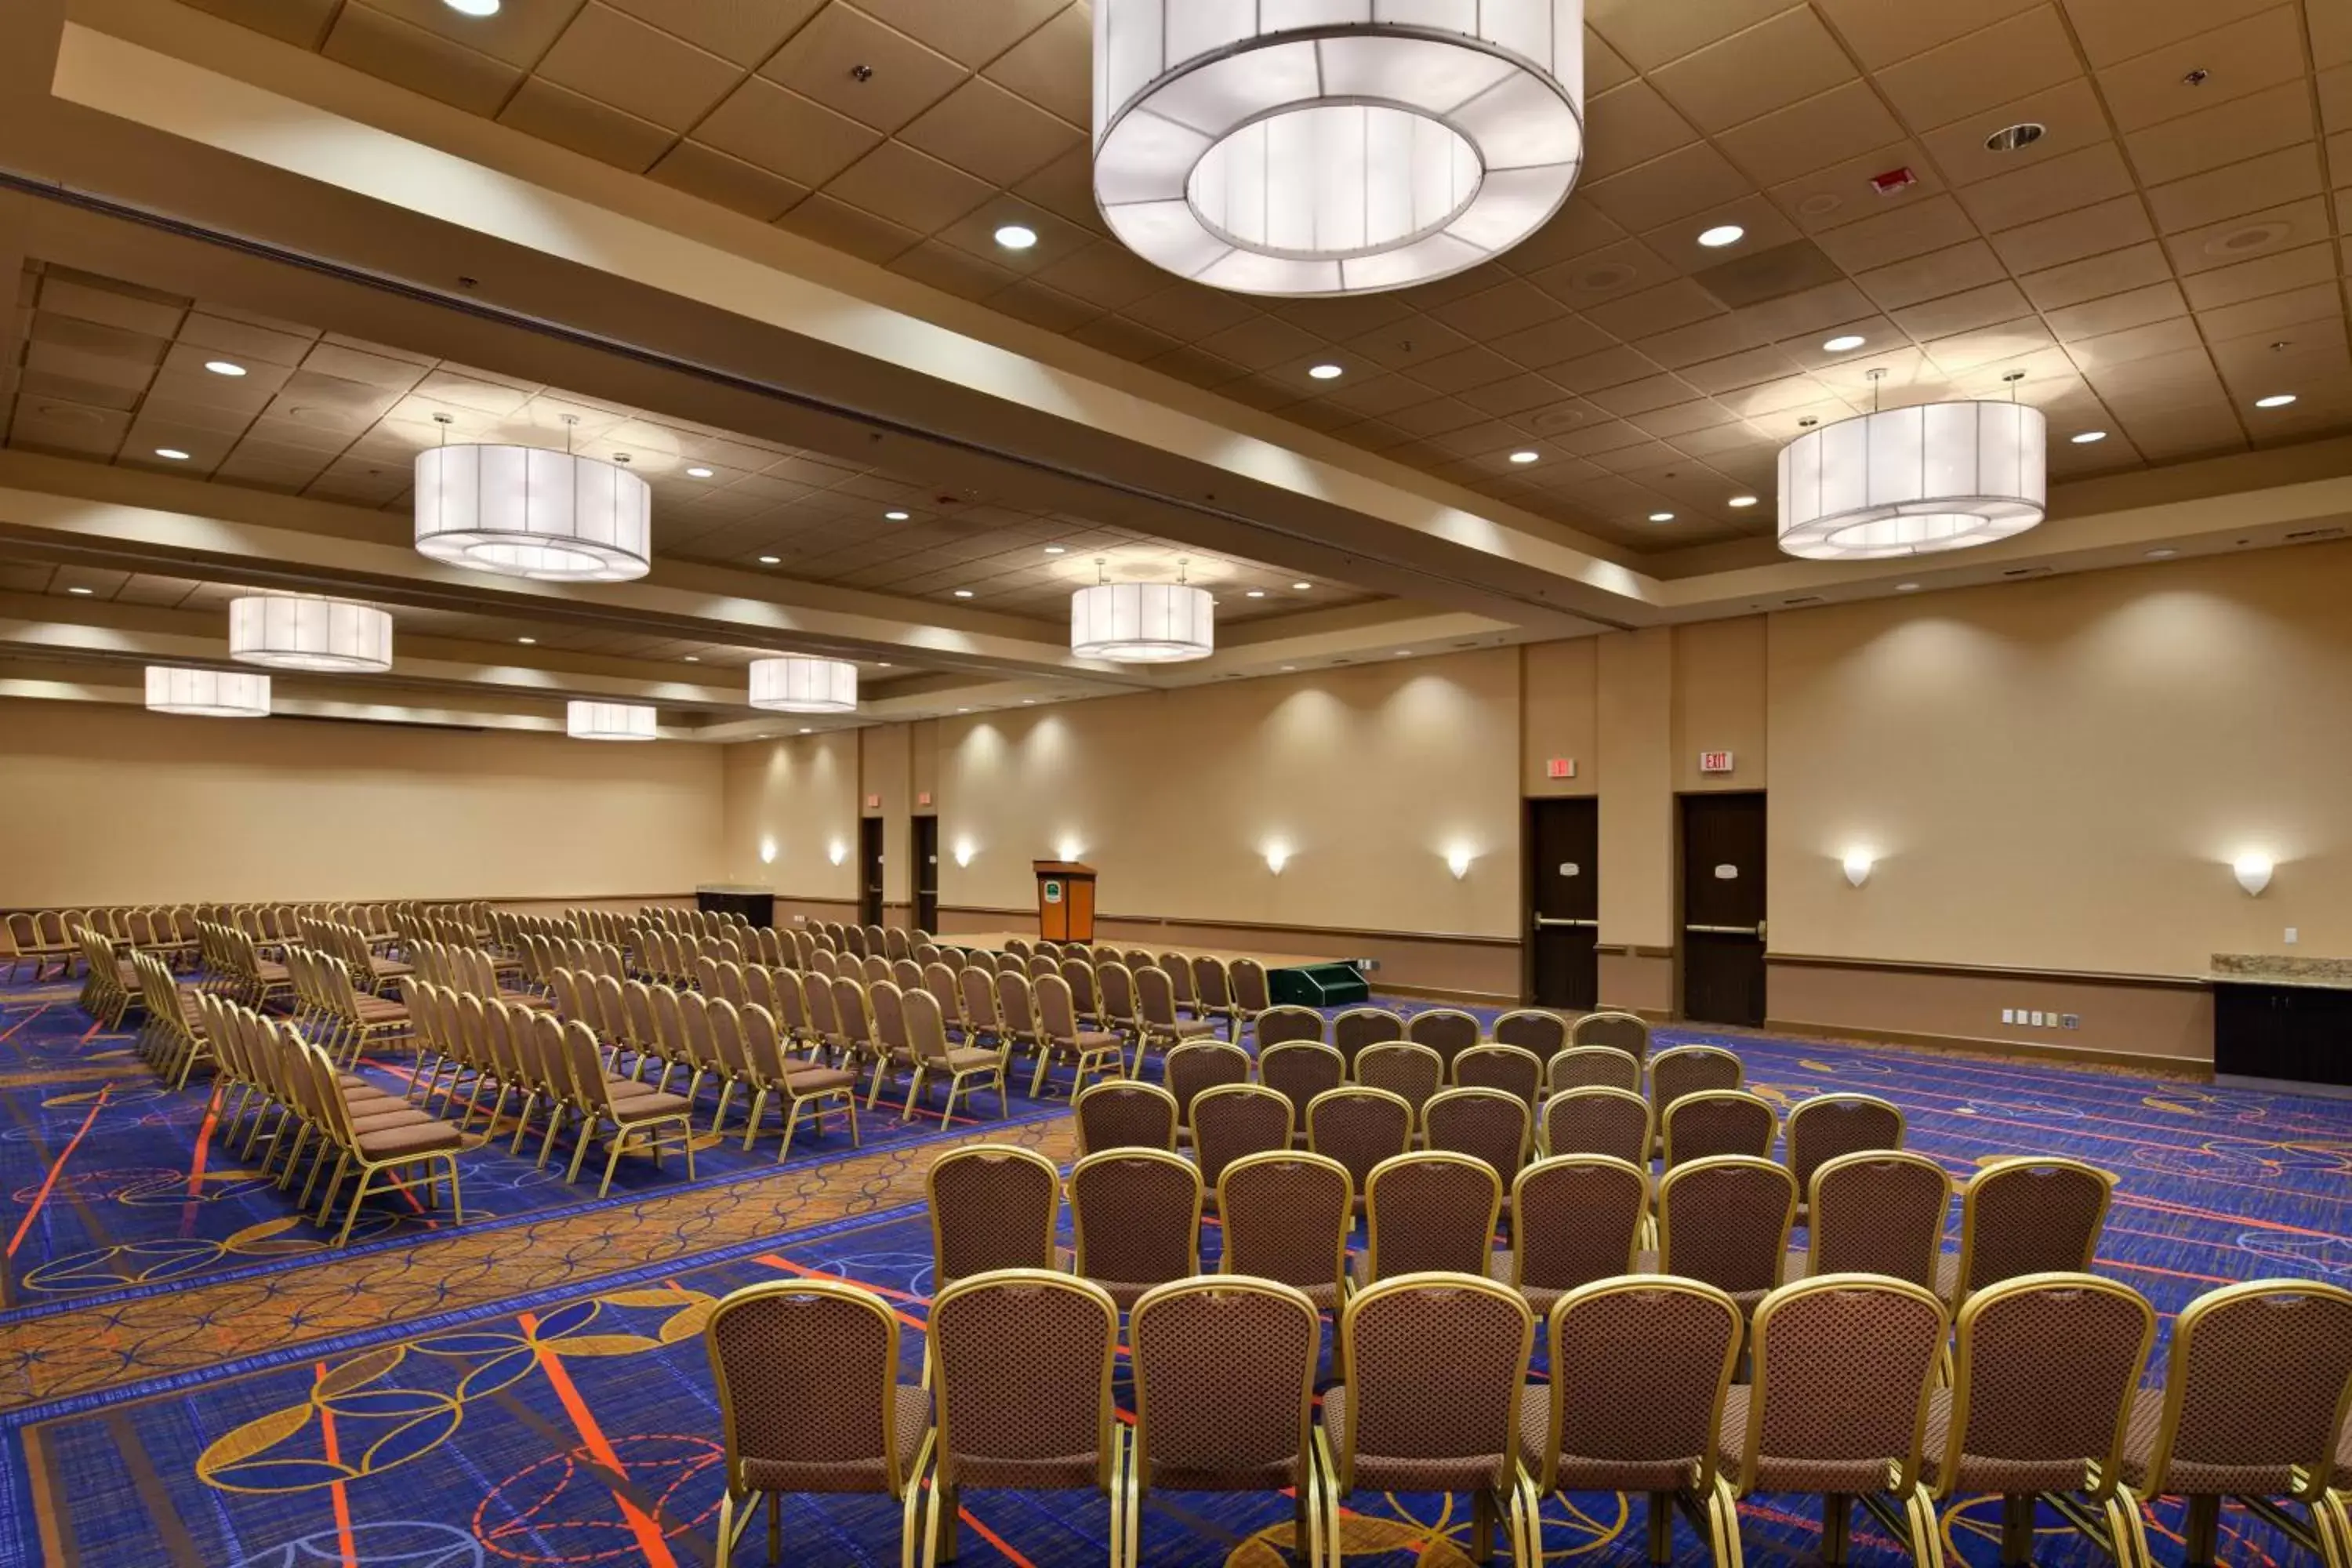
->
(1842, 851), (1873, 887)
(1264, 840), (1290, 876)
(1056, 836), (1083, 862)
(827, 840), (847, 867)
(1445, 846), (1474, 880)
(759, 838), (778, 866)
(953, 839), (974, 869)
(2233, 854), (2274, 897)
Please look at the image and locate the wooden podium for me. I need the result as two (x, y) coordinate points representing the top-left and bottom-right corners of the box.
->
(1033, 860), (1097, 943)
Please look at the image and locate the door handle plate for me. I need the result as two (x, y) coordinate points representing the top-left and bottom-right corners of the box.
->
(1683, 923), (1762, 935)
(1534, 916), (1598, 929)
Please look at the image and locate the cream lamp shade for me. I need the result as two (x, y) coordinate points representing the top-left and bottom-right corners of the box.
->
(566, 700), (657, 741)
(147, 666), (270, 717)
(415, 444), (652, 582)
(1070, 580), (1215, 662)
(1777, 401), (2046, 560)
(749, 656), (858, 713)
(227, 597), (393, 673)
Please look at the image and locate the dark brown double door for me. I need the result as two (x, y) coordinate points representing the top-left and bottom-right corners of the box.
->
(1526, 799), (1599, 1010)
(913, 816), (939, 933)
(858, 817), (885, 928)
(1680, 792), (1766, 1027)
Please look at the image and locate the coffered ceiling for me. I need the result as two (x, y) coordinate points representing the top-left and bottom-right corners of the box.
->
(158, 0), (2352, 550)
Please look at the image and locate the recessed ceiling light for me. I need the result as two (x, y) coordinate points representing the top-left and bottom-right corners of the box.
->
(1044, 545), (1066, 555)
(1279, 664), (1297, 672)
(1984, 122), (2045, 153)
(1822, 334), (1867, 353)
(799, 726), (813, 734)
(1508, 449), (1541, 463)
(758, 555), (781, 564)
(443, 0), (499, 13)
(686, 466), (714, 477)
(203, 360), (247, 377)
(684, 655), (699, 662)
(1245, 589), (1265, 598)
(884, 510), (910, 521)
(2255, 394), (2297, 408)
(1291, 582), (1311, 590)
(877, 662), (892, 668)
(2146, 547), (2179, 559)
(67, 586), (93, 595)
(1393, 649), (1410, 656)
(953, 589), (975, 598)
(1697, 223), (1744, 248)
(956, 706), (971, 713)
(993, 223), (1038, 250)
(1307, 363), (1344, 380)
(2070, 430), (2107, 444)
(154, 448), (191, 461)
(1648, 511), (1675, 522)
(1895, 582), (1920, 592)
(1728, 495), (1758, 508)
(1022, 698), (1036, 704)
(517, 636), (536, 644)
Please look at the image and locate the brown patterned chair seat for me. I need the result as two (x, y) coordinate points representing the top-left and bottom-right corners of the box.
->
(368, 957), (416, 979)
(1486, 1250), (1654, 1314)
(1321, 1385), (1508, 1494)
(2117, 1388), (2302, 1496)
(949, 1453), (1104, 1490)
(936, 1045), (1002, 1073)
(1918, 1390), (2096, 1494)
(1517, 1385), (1701, 1494)
(1632, 1250), (1767, 1316)
(355, 1120), (465, 1158)
(785, 1065), (858, 1094)
(1715, 1387), (1896, 1494)
(1073, 1027), (1122, 1053)
(351, 996), (408, 1023)
(1145, 1456), (1297, 1491)
(739, 1383), (930, 1494)
(616, 1091), (695, 1119)
(348, 1105), (438, 1134)
(335, 1073), (375, 1090)
(255, 960), (290, 982)
(497, 989), (556, 1011)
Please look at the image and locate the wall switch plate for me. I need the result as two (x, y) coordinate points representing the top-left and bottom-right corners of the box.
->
(2285, 927), (2299, 944)
(1357, 957), (1380, 972)
(2061, 1014), (2080, 1029)
(2029, 1010), (2045, 1026)
(2001, 1007), (2016, 1024)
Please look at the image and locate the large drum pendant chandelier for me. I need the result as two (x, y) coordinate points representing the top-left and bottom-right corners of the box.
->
(147, 666), (270, 717)
(1093, 1), (1585, 296)
(228, 596), (394, 673)
(1070, 559), (1215, 663)
(415, 415), (652, 583)
(1777, 375), (2047, 560)
(749, 655), (858, 713)
(566, 700), (658, 741)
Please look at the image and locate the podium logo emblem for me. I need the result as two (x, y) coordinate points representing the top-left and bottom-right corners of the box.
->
(1043, 879), (1064, 904)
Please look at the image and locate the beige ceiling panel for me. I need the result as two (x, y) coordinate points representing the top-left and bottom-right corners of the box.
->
(1958, 143), (2137, 233)
(1525, 240), (1681, 310)
(597, 0), (824, 66)
(1127, 282), (1261, 343)
(321, 5), (524, 118)
(1853, 239), (2010, 310)
(1423, 279), (1566, 341)
(2163, 197), (2332, 277)
(1679, 343), (1806, 393)
(695, 77), (880, 187)
(1009, 146), (1110, 235)
(38, 275), (185, 339)
(2124, 80), (2316, 187)
(991, 280), (1097, 336)
(2042, 280), (2189, 339)
(759, 4), (966, 134)
(1915, 79), (2111, 187)
(1582, 278), (1726, 341)
(847, 0), (1069, 69)
(1809, 0), (2045, 71)
(1811, 195), (1982, 271)
(1197, 316), (1325, 374)
(137, 392), (265, 437)
(2114, 405), (2245, 456)
(886, 240), (1017, 302)
(2095, 8), (2308, 132)
(647, 141), (809, 222)
(358, 0), (586, 68)
(1625, 399), (1741, 438)
(2194, 283), (2346, 343)
(772, 192), (920, 263)
(1023, 241), (1168, 313)
(2322, 65), (2352, 132)
(979, 4), (1089, 125)
(2013, 241), (2174, 310)
(9, 403), (129, 455)
(2067, 0), (2291, 64)
(300, 343), (433, 394)
(1548, 344), (1671, 394)
(1892, 279), (2035, 339)
(1873, 7), (2082, 132)
(1987, 194), (2156, 274)
(1585, 373), (1705, 417)
(1711, 82), (1906, 191)
(1639, 197), (1804, 275)
(2065, 314), (2209, 371)
(158, 343), (294, 399)
(1735, 279), (1878, 339)
(1578, 83), (1704, 183)
(1646, 8), (1859, 135)
(1632, 313), (1777, 370)
(1922, 318), (2058, 372)
(1458, 372), (1578, 418)
(497, 77), (674, 171)
(898, 78), (1083, 187)
(1582, 0), (1795, 71)
(1767, 143), (1944, 234)
(1497, 202), (1632, 273)
(2146, 147), (2326, 234)
(1310, 372), (1442, 419)
(1581, 143), (1756, 232)
(172, 312), (316, 369)
(534, 3), (743, 129)
(175, 0), (340, 48)
(1486, 314), (1617, 372)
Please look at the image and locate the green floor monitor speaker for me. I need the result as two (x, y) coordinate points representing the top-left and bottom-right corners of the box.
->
(1269, 960), (1370, 1007)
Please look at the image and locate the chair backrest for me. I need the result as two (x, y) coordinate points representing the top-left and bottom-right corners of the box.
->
(1363, 1151), (1502, 1283)
(1332, 1006), (1406, 1069)
(1069, 1149), (1203, 1294)
(704, 1279), (913, 1500)
(1163, 1040), (1250, 1126)
(1305, 1086), (1414, 1198)
(1356, 1040), (1444, 1125)
(1657, 1156), (1798, 1298)
(890, 957), (922, 991)
(931, 1272), (1120, 1494)
(1809, 1151), (1951, 1289)
(1734, 1276), (1949, 1496)
(927, 1145), (1060, 1284)
(1097, 961), (1139, 1025)
(1229, 957), (1270, 1011)
(1649, 1045), (1742, 1123)
(1156, 953), (1193, 1003)
(1130, 1277), (1319, 1496)
(1955, 1157), (2115, 1308)
(1191, 1083), (1294, 1191)
(1405, 1008), (1480, 1075)
(831, 978), (875, 1052)
(1452, 1043), (1541, 1109)
(1334, 1274), (1534, 1497)
(902, 985), (953, 1068)
(1027, 953), (1058, 981)
(1571, 1010), (1650, 1062)
(1422, 1087), (1531, 1190)
(920, 962), (961, 1024)
(1062, 959), (1098, 1014)
(1034, 972), (1083, 1041)
(1510, 1156), (1649, 1295)
(2132, 1279), (2352, 1497)
(1190, 956), (1232, 1008)
(1662, 1089), (1777, 1168)
(996, 970), (1037, 1036)
(1938, 1273), (2154, 1501)
(884, 927), (910, 960)
(1253, 1004), (1324, 1048)
(866, 955), (895, 985)
(1134, 964), (1185, 1026)
(1258, 1040), (1345, 1127)
(1784, 1093), (1905, 1197)
(957, 967), (1000, 1029)
(1216, 1151), (1351, 1298)
(1074, 1080), (1179, 1154)
(1541, 1086), (1653, 1167)
(1531, 1276), (1743, 1496)
(1491, 1008), (1570, 1061)
(1547, 1045), (1642, 1095)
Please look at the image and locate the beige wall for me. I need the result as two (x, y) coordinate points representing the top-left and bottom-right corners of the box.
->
(0, 698), (723, 904)
(719, 731), (859, 902)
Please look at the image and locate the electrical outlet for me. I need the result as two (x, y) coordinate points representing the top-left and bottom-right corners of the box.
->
(1357, 957), (1380, 972)
(2061, 1014), (2080, 1029)
(2001, 1007), (2016, 1025)
(2029, 1010), (2045, 1027)
(2285, 927), (2299, 945)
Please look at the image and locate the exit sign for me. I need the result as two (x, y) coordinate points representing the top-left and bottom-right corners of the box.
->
(1699, 750), (1735, 774)
(1545, 757), (1577, 779)
(917, 790), (932, 807)
(864, 793), (881, 808)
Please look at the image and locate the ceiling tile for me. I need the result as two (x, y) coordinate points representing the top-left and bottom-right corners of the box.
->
(2044, 280), (2190, 339)
(1024, 241), (1168, 312)
(1812, 194), (1982, 271)
(2176, 240), (2340, 308)
(1985, 194), (2156, 274)
(1854, 238), (2011, 310)
(1584, 278), (1726, 339)
(496, 76), (674, 171)
(1581, 142), (1756, 231)
(978, 3), (1088, 125)
(1578, 83), (1703, 183)
(1958, 143), (2137, 233)
(2145, 145), (2325, 234)
(2065, 314), (2208, 370)
(2062, 0), (2288, 68)
(321, 4), (522, 118)
(1893, 279), (2034, 339)
(1874, 6), (2082, 132)
(695, 77), (880, 187)
(773, 192), (920, 263)
(2094, 6), (2307, 132)
(1647, 9), (1859, 134)
(1713, 81), (1907, 187)
(760, 2), (967, 134)
(1811, 0), (2047, 71)
(884, 237), (1014, 296)
(647, 140), (809, 221)
(1769, 144), (1946, 237)
(2015, 240), (2177, 309)
(597, 0), (824, 66)
(1584, 0), (1795, 71)
(1486, 314), (1617, 372)
(356, 0), (584, 69)
(2161, 195), (2332, 275)
(535, 2), (743, 130)
(1916, 79), (2112, 188)
(990, 279), (1098, 335)
(2194, 282), (2345, 343)
(1632, 312), (1776, 369)
(2124, 79), (2316, 185)
(898, 78), (1082, 186)
(846, 0), (1068, 69)
(174, 0), (339, 48)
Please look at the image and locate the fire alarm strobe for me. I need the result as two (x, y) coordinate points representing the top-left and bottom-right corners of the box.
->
(1871, 166), (1918, 196)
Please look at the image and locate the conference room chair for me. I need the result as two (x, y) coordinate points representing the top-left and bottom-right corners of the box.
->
(1408, 1007), (1483, 1078)
(1944, 1156), (2116, 1313)
(1333, 1005), (1408, 1073)
(1491, 1007), (1570, 1064)
(1162, 1039), (1249, 1143)
(1034, 972), (1127, 1100)
(1657, 1156), (1799, 1319)
(1076, 1079), (1178, 1155)
(703, 998), (764, 1138)
(78, 929), (129, 1029)
(1425, 1087), (1533, 1200)
(991, 969), (1044, 1079)
(1260, 1040), (1345, 1144)
(1189, 1083), (1294, 1197)
(1035, 939), (1063, 962)
(1496, 1156), (1650, 1316)
(1254, 1004), (1325, 1049)
(1784, 1094), (1907, 1225)
(1541, 1087), (1653, 1167)
(1025, 952), (1058, 983)
(883, 956), (919, 993)
(2117, 1279), (2352, 1568)
(956, 966), (1002, 1049)
(924, 1271), (1125, 1568)
(1137, 965), (1217, 1063)
(1127, 1276), (1327, 1568)
(862, 980), (916, 1111)
(735, 1000), (861, 1160)
(676, 987), (731, 1113)
(1228, 957), (1272, 1029)
(1790, 1150), (1951, 1290)
(1649, 1045), (1743, 1154)
(862, 924), (888, 958)
(1662, 1090), (1778, 1170)
(1541, 1043), (1635, 1098)
(557, 1015), (698, 1197)
(1519, 1276), (1744, 1568)
(831, 977), (886, 1102)
(1189, 956), (1240, 1040)
(1925, 1273), (2154, 1568)
(1062, 958), (1106, 1031)
(801, 974), (845, 1071)
(314, 948), (413, 1069)
(1309, 1086), (1416, 1217)
(5, 910), (67, 980)
(1215, 1151), (1352, 1316)
(1573, 1010), (1653, 1065)
(502, 1007), (579, 1164)
(866, 954), (896, 986)
(1321, 1273), (1537, 1567)
(1356, 1040), (1445, 1134)
(809, 949), (840, 980)
(1095, 960), (1146, 1062)
(1719, 1276), (1950, 1568)
(702, 1278), (931, 1568)
(926, 1145), (1060, 1290)
(1454, 1042), (1543, 1112)
(1355, 1150), (1504, 1291)
(1002, 936), (1033, 960)
(901, 985), (1009, 1125)
(884, 927), (911, 961)
(1065, 1149), (1203, 1308)
(739, 963), (777, 1019)
(1156, 951), (1198, 1018)
(298, 1034), (468, 1246)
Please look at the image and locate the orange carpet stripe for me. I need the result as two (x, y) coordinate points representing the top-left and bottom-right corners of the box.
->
(956, 1505), (1043, 1568)
(2114, 1191), (2346, 1238)
(2099, 1258), (2239, 1286)
(0, 1003), (53, 1044)
(313, 1363), (361, 1568)
(757, 1253), (931, 1333)
(6, 1085), (110, 1258)
(517, 1309), (681, 1568)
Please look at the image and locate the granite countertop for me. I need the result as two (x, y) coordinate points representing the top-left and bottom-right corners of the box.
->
(2208, 953), (2352, 991)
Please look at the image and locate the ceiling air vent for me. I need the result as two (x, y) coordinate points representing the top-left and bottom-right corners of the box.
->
(2285, 526), (2346, 543)
(2002, 565), (2053, 579)
(1780, 594), (1824, 607)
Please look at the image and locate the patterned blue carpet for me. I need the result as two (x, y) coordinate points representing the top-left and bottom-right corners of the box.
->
(2, 972), (2348, 1568)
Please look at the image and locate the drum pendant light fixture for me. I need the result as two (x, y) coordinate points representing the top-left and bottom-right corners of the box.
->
(1093, 0), (1586, 296)
(1070, 557), (1215, 663)
(415, 413), (652, 582)
(1777, 369), (2046, 559)
(147, 666), (270, 717)
(227, 596), (394, 673)
(566, 700), (658, 741)
(749, 656), (858, 713)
